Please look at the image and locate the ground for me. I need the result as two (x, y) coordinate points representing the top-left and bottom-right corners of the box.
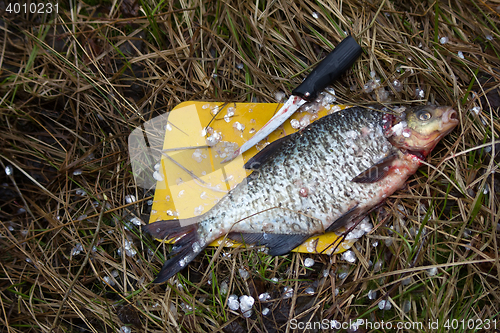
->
(0, 0), (499, 332)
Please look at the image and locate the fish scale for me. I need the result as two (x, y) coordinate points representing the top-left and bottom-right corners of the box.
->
(197, 108), (393, 239)
(144, 104), (458, 283)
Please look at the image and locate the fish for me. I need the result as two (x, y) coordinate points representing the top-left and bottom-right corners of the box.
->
(144, 105), (458, 283)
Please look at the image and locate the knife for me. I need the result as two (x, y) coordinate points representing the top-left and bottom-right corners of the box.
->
(222, 35), (362, 163)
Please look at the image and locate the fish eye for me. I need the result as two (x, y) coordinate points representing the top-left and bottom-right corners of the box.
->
(418, 111), (432, 121)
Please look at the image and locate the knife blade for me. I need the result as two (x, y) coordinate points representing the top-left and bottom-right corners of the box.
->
(222, 35), (362, 163)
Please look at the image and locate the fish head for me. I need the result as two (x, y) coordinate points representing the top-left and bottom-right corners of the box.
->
(391, 105), (458, 158)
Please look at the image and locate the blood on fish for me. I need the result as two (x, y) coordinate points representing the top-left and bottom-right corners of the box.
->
(360, 127), (371, 137)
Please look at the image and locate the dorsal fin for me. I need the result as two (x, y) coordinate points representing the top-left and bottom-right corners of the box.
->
(244, 134), (294, 170)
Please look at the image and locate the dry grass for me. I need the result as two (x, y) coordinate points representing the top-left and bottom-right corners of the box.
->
(0, 0), (499, 332)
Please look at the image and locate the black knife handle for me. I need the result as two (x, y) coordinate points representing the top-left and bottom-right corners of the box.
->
(292, 35), (362, 101)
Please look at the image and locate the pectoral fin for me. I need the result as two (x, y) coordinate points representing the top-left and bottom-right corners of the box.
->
(351, 151), (398, 183)
(228, 232), (310, 256)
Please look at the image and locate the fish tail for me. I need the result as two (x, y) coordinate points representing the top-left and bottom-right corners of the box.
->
(143, 220), (205, 284)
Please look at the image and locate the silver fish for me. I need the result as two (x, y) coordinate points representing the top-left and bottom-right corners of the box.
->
(144, 105), (458, 283)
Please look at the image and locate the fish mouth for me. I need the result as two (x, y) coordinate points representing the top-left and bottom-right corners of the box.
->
(440, 107), (459, 129)
(430, 107), (459, 143)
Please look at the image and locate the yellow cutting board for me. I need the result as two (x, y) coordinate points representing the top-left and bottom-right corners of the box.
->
(149, 101), (357, 254)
